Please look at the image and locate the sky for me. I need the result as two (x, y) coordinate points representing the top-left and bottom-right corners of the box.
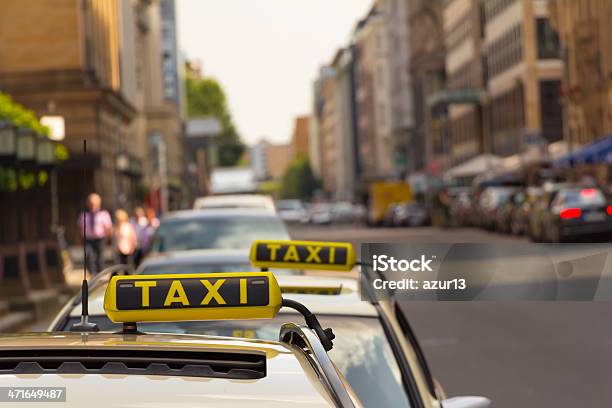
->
(176, 0), (372, 145)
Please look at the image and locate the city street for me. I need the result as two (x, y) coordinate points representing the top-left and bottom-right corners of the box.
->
(289, 224), (612, 408)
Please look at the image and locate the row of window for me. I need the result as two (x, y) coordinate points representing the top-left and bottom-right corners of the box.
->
(447, 61), (478, 90)
(486, 24), (523, 78)
(490, 83), (525, 157)
(445, 11), (474, 51)
(483, 0), (517, 23)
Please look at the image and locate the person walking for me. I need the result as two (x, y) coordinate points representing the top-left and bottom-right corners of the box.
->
(131, 206), (148, 267)
(78, 193), (113, 275)
(114, 209), (138, 266)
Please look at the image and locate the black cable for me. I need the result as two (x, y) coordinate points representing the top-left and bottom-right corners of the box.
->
(282, 298), (335, 351)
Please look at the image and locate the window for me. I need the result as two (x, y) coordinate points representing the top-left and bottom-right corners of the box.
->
(487, 24), (523, 78)
(540, 81), (563, 143)
(536, 18), (560, 59)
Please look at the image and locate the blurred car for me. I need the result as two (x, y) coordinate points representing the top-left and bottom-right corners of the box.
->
(477, 186), (519, 230)
(149, 209), (290, 253)
(539, 187), (612, 242)
(495, 190), (525, 233)
(309, 203), (333, 225)
(193, 194), (276, 213)
(332, 202), (359, 224)
(449, 191), (473, 227)
(137, 249), (301, 276)
(276, 199), (309, 223)
(393, 203), (430, 227)
(382, 203), (401, 227)
(46, 272), (364, 408)
(529, 183), (571, 241)
(49, 274), (489, 408)
(510, 187), (542, 235)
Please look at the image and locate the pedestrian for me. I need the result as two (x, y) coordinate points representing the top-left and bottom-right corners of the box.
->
(138, 207), (160, 253)
(146, 207), (160, 229)
(131, 206), (148, 267)
(114, 209), (138, 266)
(78, 193), (113, 276)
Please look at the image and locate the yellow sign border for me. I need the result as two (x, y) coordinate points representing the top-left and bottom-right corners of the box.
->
(249, 240), (356, 272)
(104, 272), (282, 323)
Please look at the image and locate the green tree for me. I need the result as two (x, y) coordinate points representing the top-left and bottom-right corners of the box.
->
(185, 75), (245, 167)
(280, 155), (320, 201)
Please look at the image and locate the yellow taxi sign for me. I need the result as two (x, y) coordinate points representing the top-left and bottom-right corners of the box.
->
(103, 272), (282, 323)
(250, 240), (356, 272)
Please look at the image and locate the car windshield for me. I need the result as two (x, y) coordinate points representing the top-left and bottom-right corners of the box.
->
(276, 200), (303, 211)
(150, 216), (289, 251)
(554, 189), (606, 207)
(63, 315), (411, 408)
(137, 262), (299, 276)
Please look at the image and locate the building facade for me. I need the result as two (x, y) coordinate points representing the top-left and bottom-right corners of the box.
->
(0, 0), (184, 242)
(354, 6), (394, 181)
(378, 0), (415, 174)
(406, 0), (447, 173)
(331, 48), (360, 201)
(549, 0), (612, 146)
(483, 0), (563, 157)
(289, 116), (310, 161)
(251, 140), (291, 181)
(442, 0), (487, 166)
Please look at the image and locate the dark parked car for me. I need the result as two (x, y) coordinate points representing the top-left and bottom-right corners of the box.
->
(539, 187), (611, 242)
(510, 187), (542, 235)
(495, 190), (526, 233)
(529, 183), (571, 241)
(477, 187), (519, 230)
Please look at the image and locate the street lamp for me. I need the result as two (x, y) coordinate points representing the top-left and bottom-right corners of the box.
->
(36, 137), (56, 167)
(0, 120), (17, 164)
(116, 152), (130, 173)
(16, 127), (37, 165)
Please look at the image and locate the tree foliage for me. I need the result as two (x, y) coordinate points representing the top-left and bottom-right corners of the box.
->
(0, 92), (49, 135)
(185, 75), (245, 167)
(280, 155), (320, 201)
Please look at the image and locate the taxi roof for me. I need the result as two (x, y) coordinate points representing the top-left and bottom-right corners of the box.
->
(69, 275), (377, 320)
(0, 332), (333, 407)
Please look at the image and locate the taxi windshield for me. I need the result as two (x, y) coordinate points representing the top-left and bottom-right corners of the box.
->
(151, 216), (289, 251)
(64, 315), (411, 408)
(137, 262), (299, 276)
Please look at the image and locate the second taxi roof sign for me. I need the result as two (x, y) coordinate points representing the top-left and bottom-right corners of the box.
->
(250, 240), (356, 272)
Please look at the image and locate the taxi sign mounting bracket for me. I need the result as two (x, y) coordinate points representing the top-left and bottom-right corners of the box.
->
(281, 298), (335, 351)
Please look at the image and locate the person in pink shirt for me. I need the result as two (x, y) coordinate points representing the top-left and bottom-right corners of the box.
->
(114, 209), (138, 266)
(78, 193), (113, 275)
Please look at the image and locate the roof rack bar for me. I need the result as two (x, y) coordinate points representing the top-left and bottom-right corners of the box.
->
(279, 323), (357, 408)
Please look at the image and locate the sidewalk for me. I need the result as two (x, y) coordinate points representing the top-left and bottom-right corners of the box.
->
(0, 247), (88, 333)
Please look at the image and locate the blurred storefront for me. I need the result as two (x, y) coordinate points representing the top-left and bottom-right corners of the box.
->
(0, 94), (68, 304)
(0, 0), (186, 242)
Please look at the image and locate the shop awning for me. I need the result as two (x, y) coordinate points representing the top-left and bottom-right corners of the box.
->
(445, 154), (502, 179)
(553, 135), (612, 167)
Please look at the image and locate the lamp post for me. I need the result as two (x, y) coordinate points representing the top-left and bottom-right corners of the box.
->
(41, 115), (65, 233)
(36, 137), (56, 168)
(16, 127), (37, 165)
(0, 120), (17, 165)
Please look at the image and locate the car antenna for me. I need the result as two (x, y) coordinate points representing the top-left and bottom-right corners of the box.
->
(71, 139), (99, 332)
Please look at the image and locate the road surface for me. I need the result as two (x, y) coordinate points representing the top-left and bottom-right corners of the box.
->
(289, 224), (612, 408)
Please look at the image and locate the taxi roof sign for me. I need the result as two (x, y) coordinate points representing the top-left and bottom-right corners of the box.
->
(250, 240), (356, 272)
(104, 272), (282, 323)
